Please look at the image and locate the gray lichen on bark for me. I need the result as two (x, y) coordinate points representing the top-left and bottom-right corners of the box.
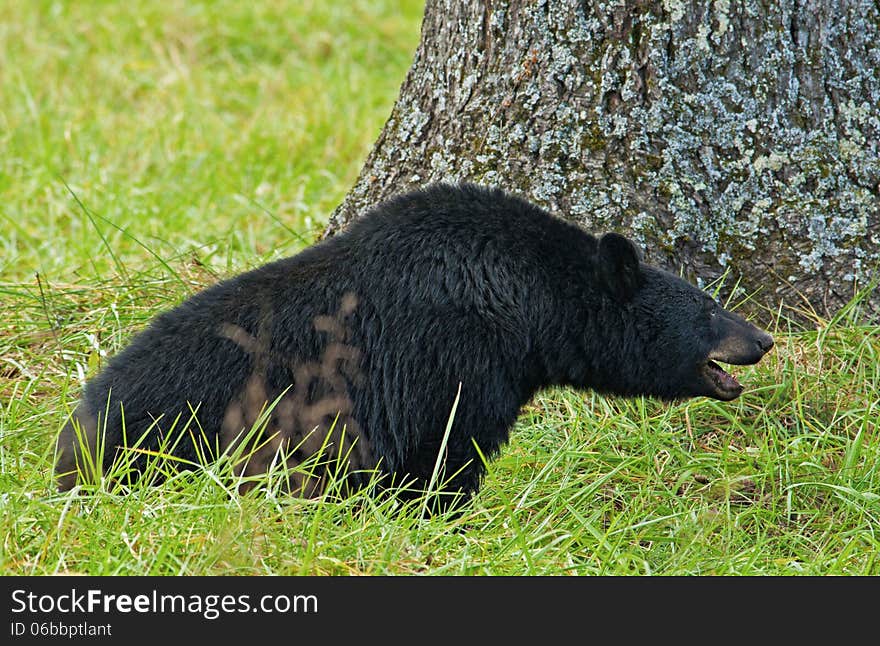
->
(329, 0), (880, 319)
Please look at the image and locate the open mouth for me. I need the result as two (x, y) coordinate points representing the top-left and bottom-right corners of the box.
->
(702, 360), (744, 400)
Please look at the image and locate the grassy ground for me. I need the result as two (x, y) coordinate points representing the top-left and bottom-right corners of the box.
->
(1, 0), (878, 576)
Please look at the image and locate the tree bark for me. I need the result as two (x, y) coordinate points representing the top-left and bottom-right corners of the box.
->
(327, 0), (880, 321)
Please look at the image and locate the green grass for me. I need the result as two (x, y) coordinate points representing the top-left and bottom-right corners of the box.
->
(2, 0), (879, 576)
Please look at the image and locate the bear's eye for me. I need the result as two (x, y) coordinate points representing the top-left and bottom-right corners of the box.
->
(702, 300), (717, 318)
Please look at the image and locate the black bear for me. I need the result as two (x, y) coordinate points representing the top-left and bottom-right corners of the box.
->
(55, 183), (774, 508)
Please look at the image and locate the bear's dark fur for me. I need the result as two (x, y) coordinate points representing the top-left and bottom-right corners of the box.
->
(56, 183), (774, 507)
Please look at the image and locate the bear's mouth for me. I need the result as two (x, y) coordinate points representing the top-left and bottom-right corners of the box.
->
(701, 360), (743, 401)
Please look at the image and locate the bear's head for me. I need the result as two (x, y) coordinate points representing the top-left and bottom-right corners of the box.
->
(592, 232), (774, 402)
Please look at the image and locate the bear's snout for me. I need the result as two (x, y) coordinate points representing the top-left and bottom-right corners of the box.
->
(755, 330), (774, 355)
(711, 310), (775, 366)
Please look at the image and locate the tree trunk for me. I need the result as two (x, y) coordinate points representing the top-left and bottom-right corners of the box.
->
(327, 0), (880, 321)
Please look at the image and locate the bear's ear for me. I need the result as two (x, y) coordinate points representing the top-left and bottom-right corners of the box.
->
(596, 232), (642, 300)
